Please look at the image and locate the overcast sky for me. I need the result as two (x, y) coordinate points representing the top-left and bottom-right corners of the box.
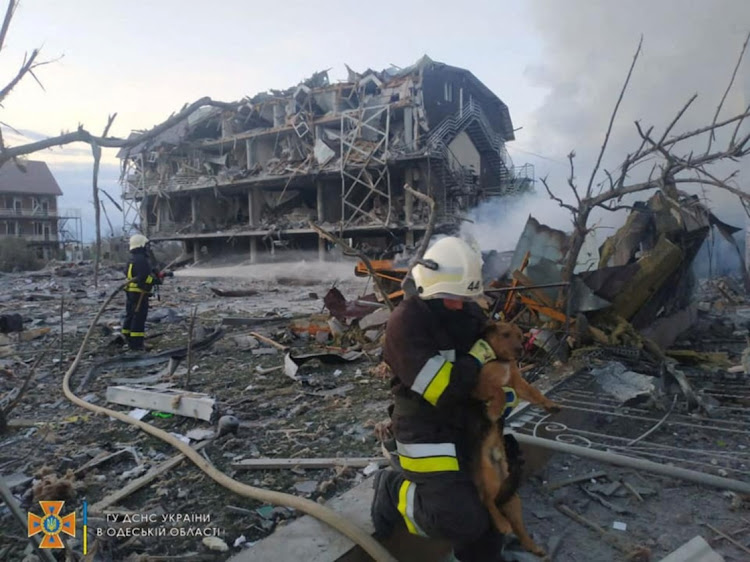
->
(1, 0), (749, 241)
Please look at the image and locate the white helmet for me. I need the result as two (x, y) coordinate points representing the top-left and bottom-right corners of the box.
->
(411, 236), (484, 300)
(129, 234), (150, 251)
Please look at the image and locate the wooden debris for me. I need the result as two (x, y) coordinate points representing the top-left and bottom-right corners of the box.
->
(91, 441), (209, 513)
(231, 457), (387, 471)
(555, 503), (635, 555)
(621, 480), (644, 502)
(660, 535), (726, 562)
(210, 288), (258, 297)
(249, 332), (288, 351)
(546, 470), (608, 491)
(705, 523), (750, 556)
(0, 476), (57, 562)
(74, 449), (132, 476)
(20, 326), (51, 341)
(105, 385), (216, 422)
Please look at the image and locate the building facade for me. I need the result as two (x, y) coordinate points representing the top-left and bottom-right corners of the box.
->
(0, 160), (62, 259)
(119, 56), (532, 261)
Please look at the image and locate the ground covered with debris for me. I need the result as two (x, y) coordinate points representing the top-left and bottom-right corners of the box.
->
(1, 257), (750, 561)
(0, 259), (392, 561)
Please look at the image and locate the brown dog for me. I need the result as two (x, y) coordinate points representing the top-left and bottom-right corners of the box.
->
(472, 321), (561, 557)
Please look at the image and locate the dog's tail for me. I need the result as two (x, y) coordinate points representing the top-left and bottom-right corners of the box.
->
(494, 433), (524, 505)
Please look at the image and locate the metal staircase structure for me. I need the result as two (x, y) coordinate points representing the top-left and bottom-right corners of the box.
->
(426, 98), (514, 184)
(339, 104), (392, 232)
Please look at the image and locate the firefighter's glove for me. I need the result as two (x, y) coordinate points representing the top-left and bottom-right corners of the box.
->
(469, 339), (496, 366)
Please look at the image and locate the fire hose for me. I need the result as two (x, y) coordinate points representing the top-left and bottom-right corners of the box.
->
(62, 283), (396, 562)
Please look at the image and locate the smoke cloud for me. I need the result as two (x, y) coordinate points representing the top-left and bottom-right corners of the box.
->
(521, 0), (750, 226)
(468, 1), (750, 276)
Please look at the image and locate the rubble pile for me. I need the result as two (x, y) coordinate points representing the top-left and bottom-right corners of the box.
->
(1, 188), (750, 561)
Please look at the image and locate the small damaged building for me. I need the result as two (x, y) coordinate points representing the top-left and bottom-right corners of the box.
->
(118, 56), (531, 261)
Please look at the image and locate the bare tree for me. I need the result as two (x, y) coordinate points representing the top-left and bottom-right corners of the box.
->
(0, 1), (236, 281)
(541, 34), (750, 300)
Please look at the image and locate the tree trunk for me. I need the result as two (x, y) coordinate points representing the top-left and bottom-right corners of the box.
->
(558, 207), (591, 305)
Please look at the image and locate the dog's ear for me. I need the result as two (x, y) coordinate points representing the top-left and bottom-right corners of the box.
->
(483, 319), (497, 333)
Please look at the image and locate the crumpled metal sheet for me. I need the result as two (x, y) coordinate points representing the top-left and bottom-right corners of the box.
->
(510, 216), (570, 272)
(323, 288), (377, 323)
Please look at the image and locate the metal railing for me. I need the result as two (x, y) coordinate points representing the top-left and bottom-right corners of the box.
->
(426, 98), (513, 171)
(0, 208), (57, 218)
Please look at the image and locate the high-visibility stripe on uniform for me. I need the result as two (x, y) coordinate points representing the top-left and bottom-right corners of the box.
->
(121, 329), (131, 335)
(129, 332), (145, 337)
(411, 355), (452, 406)
(396, 441), (459, 473)
(125, 264), (154, 293)
(397, 480), (427, 536)
(439, 349), (456, 362)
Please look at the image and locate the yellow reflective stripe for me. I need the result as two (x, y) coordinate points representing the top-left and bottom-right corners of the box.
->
(412, 355), (453, 406)
(401, 455), (458, 472)
(121, 329), (131, 335)
(130, 332), (145, 337)
(396, 480), (426, 536)
(145, 275), (154, 284)
(396, 441), (459, 473)
(422, 361), (452, 406)
(127, 264), (134, 279)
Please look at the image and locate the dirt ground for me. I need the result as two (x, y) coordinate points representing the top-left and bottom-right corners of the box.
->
(1, 260), (749, 561)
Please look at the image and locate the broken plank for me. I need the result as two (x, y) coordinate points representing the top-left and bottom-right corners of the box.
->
(90, 441), (209, 513)
(546, 470), (608, 491)
(659, 535), (726, 562)
(74, 449), (131, 477)
(210, 288), (259, 298)
(227, 475), (377, 562)
(221, 315), (308, 326)
(105, 385), (216, 422)
(249, 332), (288, 351)
(231, 457), (387, 471)
(704, 523), (750, 556)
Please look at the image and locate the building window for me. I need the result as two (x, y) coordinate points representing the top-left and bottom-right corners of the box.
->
(444, 82), (454, 103)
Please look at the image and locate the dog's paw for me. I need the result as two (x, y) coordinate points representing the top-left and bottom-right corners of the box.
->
(543, 401), (562, 414)
(524, 542), (547, 558)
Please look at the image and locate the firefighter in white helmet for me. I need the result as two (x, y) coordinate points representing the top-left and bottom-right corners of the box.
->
(370, 236), (513, 561)
(122, 234), (164, 351)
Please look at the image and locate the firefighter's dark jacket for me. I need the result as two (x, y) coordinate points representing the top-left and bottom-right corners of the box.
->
(125, 249), (161, 294)
(383, 296), (487, 480)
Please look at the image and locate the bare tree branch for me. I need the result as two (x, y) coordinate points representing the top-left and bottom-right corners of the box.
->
(585, 36), (643, 198)
(708, 31), (750, 153)
(0, 0), (17, 54)
(99, 187), (124, 213)
(567, 151), (582, 205)
(657, 94), (697, 148)
(309, 221), (394, 311)
(0, 48), (40, 104)
(92, 113), (117, 288)
(0, 97), (238, 166)
(100, 200), (115, 238)
(730, 102), (750, 148)
(404, 184), (437, 268)
(541, 176), (578, 214)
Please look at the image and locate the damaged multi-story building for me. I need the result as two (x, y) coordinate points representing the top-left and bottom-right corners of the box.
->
(118, 56), (533, 261)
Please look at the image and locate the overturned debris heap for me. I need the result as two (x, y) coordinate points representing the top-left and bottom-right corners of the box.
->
(492, 190), (747, 352)
(119, 56), (534, 261)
